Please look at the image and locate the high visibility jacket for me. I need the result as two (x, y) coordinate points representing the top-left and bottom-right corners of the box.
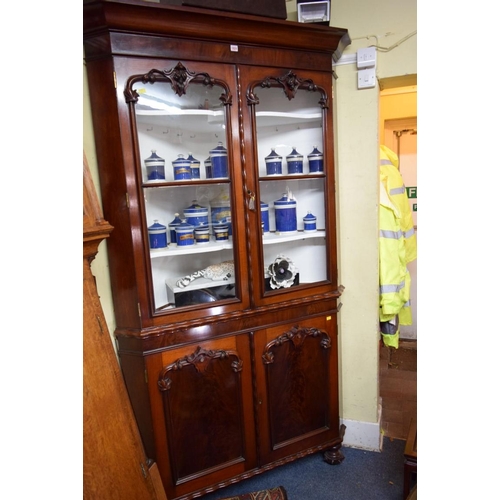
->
(379, 145), (417, 348)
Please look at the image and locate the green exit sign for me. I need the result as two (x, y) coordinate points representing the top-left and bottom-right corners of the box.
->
(406, 186), (417, 199)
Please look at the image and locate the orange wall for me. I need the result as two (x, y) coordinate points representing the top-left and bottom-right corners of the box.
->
(379, 86), (417, 141)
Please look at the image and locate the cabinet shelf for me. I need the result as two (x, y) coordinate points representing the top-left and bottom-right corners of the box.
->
(166, 275), (236, 294)
(143, 178), (230, 188)
(150, 239), (233, 258)
(263, 230), (326, 245)
(259, 173), (325, 181)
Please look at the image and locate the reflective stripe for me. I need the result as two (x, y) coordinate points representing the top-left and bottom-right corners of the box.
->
(380, 159), (392, 165)
(404, 227), (415, 238)
(380, 229), (403, 239)
(380, 281), (405, 294)
(389, 186), (405, 195)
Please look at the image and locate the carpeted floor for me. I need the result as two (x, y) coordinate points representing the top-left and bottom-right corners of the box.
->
(201, 437), (407, 500)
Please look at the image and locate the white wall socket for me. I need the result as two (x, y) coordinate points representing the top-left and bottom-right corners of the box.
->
(357, 68), (376, 89)
(357, 47), (376, 69)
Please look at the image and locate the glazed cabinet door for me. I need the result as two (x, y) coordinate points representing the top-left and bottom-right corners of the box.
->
(94, 56), (250, 328)
(145, 335), (257, 500)
(253, 315), (341, 465)
(239, 66), (339, 307)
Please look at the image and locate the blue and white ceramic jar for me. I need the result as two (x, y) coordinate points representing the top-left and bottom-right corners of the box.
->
(211, 192), (232, 235)
(286, 147), (303, 175)
(260, 201), (269, 233)
(172, 154), (192, 180)
(265, 148), (283, 175)
(194, 226), (210, 244)
(214, 224), (229, 241)
(307, 146), (324, 173)
(168, 213), (183, 244)
(274, 192), (297, 233)
(303, 211), (317, 232)
(145, 150), (165, 181)
(187, 153), (200, 179)
(204, 157), (212, 179)
(175, 220), (195, 246)
(183, 201), (209, 227)
(148, 220), (167, 248)
(209, 142), (228, 178)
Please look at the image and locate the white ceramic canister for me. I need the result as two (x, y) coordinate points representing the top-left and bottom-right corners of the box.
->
(213, 224), (229, 241)
(172, 154), (192, 180)
(211, 191), (232, 235)
(274, 192), (297, 233)
(303, 211), (317, 232)
(260, 201), (269, 233)
(148, 220), (168, 248)
(204, 157), (212, 179)
(194, 226), (210, 244)
(145, 150), (166, 181)
(175, 220), (195, 246)
(209, 142), (228, 178)
(307, 146), (324, 173)
(187, 152), (200, 179)
(168, 213), (183, 244)
(265, 148), (283, 175)
(183, 200), (209, 227)
(286, 147), (303, 175)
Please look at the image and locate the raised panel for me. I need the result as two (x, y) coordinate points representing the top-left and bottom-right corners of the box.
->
(264, 326), (330, 446)
(158, 346), (246, 481)
(255, 316), (342, 464)
(151, 336), (257, 499)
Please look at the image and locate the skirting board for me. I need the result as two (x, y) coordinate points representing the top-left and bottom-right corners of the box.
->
(340, 401), (383, 452)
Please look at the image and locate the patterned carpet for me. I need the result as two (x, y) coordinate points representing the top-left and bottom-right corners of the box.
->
(217, 485), (288, 500)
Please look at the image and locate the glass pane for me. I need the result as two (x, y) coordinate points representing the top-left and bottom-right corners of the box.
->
(132, 72), (236, 312)
(255, 84), (327, 291)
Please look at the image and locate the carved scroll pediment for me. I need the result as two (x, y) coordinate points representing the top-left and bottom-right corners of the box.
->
(247, 70), (328, 108)
(158, 346), (243, 391)
(124, 62), (232, 105)
(262, 326), (331, 365)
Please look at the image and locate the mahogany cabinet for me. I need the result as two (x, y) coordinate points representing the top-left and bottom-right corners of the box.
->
(84, 1), (350, 498)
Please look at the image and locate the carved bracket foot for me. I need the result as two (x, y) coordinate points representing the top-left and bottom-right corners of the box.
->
(323, 424), (346, 465)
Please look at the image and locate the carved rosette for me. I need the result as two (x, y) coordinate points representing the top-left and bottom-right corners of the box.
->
(247, 70), (328, 108)
(262, 325), (331, 365)
(124, 62), (232, 105)
(158, 346), (243, 392)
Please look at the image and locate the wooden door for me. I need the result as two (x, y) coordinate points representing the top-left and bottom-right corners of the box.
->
(145, 335), (257, 499)
(253, 315), (344, 466)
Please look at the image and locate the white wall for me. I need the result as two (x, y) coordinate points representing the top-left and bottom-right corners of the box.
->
(322, 0), (416, 446)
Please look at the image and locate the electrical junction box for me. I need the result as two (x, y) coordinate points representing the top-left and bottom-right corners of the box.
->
(358, 68), (376, 89)
(297, 0), (330, 25)
(357, 47), (377, 69)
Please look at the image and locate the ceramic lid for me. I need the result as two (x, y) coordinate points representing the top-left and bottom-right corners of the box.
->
(307, 146), (323, 158)
(184, 200), (208, 213)
(286, 147), (303, 160)
(274, 193), (297, 205)
(209, 141), (227, 155)
(148, 220), (167, 231)
(176, 219), (194, 230)
(172, 154), (190, 165)
(187, 152), (200, 164)
(265, 148), (282, 161)
(145, 150), (165, 164)
(169, 213), (182, 225)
